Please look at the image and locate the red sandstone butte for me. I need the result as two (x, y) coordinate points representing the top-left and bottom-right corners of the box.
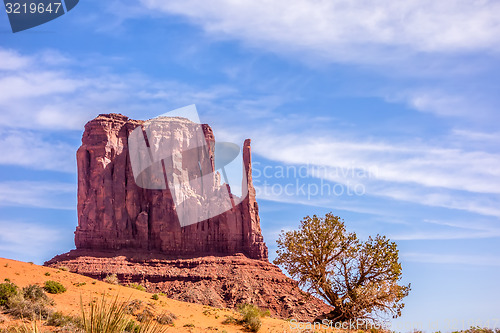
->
(73, 113), (267, 260)
(46, 113), (332, 321)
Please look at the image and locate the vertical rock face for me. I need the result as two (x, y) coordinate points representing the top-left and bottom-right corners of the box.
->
(75, 113), (268, 260)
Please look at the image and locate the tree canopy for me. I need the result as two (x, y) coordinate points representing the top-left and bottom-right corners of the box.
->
(274, 212), (410, 322)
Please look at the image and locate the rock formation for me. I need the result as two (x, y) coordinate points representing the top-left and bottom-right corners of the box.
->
(46, 251), (332, 320)
(46, 113), (331, 321)
(74, 113), (267, 260)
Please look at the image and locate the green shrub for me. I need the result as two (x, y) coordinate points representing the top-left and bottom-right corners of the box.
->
(222, 303), (270, 332)
(151, 294), (159, 301)
(239, 303), (269, 332)
(128, 283), (146, 292)
(43, 281), (66, 294)
(0, 282), (18, 307)
(44, 272), (50, 276)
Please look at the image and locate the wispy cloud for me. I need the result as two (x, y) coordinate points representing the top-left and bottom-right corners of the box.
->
(139, 0), (500, 62)
(0, 220), (68, 264)
(0, 181), (76, 210)
(0, 130), (76, 173)
(401, 252), (500, 266)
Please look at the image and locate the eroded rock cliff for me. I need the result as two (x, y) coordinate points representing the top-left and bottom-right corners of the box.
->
(74, 113), (267, 260)
(46, 113), (331, 321)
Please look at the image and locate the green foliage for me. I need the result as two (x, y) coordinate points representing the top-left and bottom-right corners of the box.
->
(44, 272), (50, 277)
(0, 282), (18, 307)
(80, 295), (129, 333)
(151, 294), (159, 300)
(127, 283), (146, 292)
(221, 304), (268, 332)
(43, 281), (66, 294)
(237, 304), (269, 332)
(274, 212), (411, 322)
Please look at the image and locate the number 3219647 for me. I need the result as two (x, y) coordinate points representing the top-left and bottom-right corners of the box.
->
(5, 2), (62, 14)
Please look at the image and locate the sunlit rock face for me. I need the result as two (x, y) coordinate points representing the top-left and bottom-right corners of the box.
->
(74, 113), (267, 260)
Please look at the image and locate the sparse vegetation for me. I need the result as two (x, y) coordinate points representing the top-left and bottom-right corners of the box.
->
(221, 304), (269, 332)
(128, 283), (146, 292)
(151, 294), (159, 301)
(46, 311), (79, 327)
(155, 312), (176, 325)
(43, 281), (66, 294)
(104, 274), (119, 285)
(0, 282), (18, 306)
(80, 295), (168, 333)
(0, 283), (54, 320)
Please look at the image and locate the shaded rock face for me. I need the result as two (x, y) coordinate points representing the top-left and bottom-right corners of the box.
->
(75, 113), (267, 260)
(46, 251), (333, 321)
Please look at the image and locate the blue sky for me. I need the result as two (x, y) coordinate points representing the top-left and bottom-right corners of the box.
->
(1, 0), (500, 330)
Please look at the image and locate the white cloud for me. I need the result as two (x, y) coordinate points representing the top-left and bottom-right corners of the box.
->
(401, 252), (500, 266)
(0, 130), (76, 172)
(0, 220), (66, 264)
(0, 181), (76, 210)
(139, 0), (500, 63)
(0, 49), (33, 71)
(252, 132), (500, 195)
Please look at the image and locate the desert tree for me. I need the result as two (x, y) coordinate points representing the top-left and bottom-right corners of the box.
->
(274, 212), (410, 322)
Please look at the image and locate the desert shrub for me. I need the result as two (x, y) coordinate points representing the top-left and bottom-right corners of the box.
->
(44, 272), (50, 277)
(80, 295), (168, 333)
(47, 311), (79, 327)
(128, 284), (146, 292)
(124, 299), (143, 315)
(151, 294), (159, 301)
(7, 293), (52, 320)
(237, 304), (269, 332)
(2, 321), (44, 333)
(80, 295), (129, 333)
(155, 312), (176, 325)
(124, 319), (141, 333)
(43, 281), (66, 294)
(22, 285), (50, 303)
(135, 307), (155, 323)
(103, 274), (119, 285)
(221, 304), (269, 332)
(222, 315), (238, 325)
(0, 282), (18, 307)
